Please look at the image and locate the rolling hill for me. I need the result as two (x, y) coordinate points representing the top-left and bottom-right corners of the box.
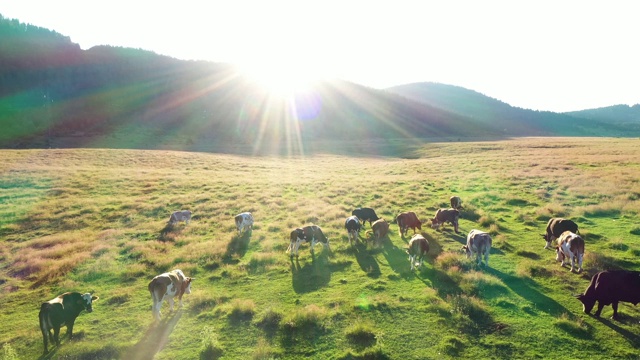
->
(2, 14), (640, 154)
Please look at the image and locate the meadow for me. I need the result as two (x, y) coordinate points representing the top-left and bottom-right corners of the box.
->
(1, 137), (639, 359)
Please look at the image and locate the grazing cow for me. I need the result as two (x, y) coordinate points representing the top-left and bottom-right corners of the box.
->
(555, 231), (584, 273)
(407, 234), (429, 270)
(542, 217), (578, 249)
(148, 269), (194, 321)
(430, 208), (460, 233)
(369, 218), (389, 247)
(575, 270), (640, 320)
(168, 210), (192, 226)
(287, 225), (330, 258)
(39, 292), (99, 354)
(351, 208), (380, 227)
(345, 216), (361, 246)
(396, 211), (422, 237)
(462, 229), (492, 267)
(450, 196), (462, 210)
(235, 212), (254, 235)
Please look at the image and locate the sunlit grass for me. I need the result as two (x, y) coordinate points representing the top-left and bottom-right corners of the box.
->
(1, 138), (639, 359)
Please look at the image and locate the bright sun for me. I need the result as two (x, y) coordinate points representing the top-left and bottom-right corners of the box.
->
(238, 59), (326, 97)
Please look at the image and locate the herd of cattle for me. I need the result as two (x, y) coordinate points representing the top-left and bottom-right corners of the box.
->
(37, 196), (640, 354)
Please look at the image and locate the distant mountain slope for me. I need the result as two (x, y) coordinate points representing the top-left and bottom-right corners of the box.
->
(566, 105), (640, 132)
(385, 82), (637, 137)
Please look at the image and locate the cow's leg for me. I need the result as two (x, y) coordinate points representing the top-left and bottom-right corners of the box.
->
(594, 301), (605, 317)
(409, 255), (415, 270)
(178, 294), (184, 308)
(168, 297), (175, 312)
(310, 238), (317, 255)
(611, 302), (620, 320)
(294, 239), (302, 257)
(454, 220), (459, 234)
(41, 325), (49, 354)
(484, 251), (489, 267)
(577, 254), (583, 273)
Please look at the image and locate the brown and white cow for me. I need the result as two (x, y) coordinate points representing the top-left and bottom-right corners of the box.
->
(287, 225), (330, 258)
(396, 211), (422, 237)
(235, 212), (254, 235)
(168, 210), (192, 226)
(450, 196), (462, 210)
(148, 269), (194, 321)
(542, 217), (579, 249)
(555, 231), (584, 273)
(431, 208), (460, 233)
(407, 234), (429, 270)
(39, 292), (99, 354)
(462, 229), (492, 267)
(369, 218), (389, 248)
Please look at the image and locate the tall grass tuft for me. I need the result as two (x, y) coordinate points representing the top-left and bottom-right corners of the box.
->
(281, 304), (329, 333)
(199, 326), (223, 360)
(228, 298), (256, 321)
(345, 322), (378, 349)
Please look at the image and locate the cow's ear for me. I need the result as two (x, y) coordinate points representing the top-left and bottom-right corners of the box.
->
(92, 296), (99, 301)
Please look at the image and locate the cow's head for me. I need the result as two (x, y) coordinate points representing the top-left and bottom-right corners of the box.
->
(574, 294), (595, 314)
(80, 293), (99, 313)
(430, 218), (440, 229)
(416, 219), (422, 230)
(542, 234), (554, 249)
(461, 245), (471, 258)
(555, 246), (564, 262)
(184, 277), (193, 295)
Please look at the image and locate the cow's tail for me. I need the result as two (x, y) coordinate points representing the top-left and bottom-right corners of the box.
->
(39, 303), (50, 334)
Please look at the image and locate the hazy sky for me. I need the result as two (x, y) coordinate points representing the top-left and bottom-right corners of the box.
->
(1, 0), (638, 112)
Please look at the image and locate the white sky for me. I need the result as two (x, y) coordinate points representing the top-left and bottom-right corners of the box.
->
(1, 0), (639, 112)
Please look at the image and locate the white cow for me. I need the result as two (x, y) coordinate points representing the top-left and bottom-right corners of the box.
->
(235, 212), (254, 234)
(462, 229), (492, 267)
(555, 231), (585, 273)
(148, 269), (193, 321)
(168, 210), (191, 226)
(407, 234), (429, 270)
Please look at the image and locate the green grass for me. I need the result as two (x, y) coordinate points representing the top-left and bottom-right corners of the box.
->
(1, 138), (640, 359)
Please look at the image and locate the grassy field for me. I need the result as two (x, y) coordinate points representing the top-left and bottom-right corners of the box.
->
(1, 137), (640, 359)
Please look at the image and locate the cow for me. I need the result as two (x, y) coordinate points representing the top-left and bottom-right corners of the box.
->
(345, 216), (361, 246)
(450, 196), (462, 210)
(575, 270), (640, 320)
(351, 208), (380, 227)
(168, 210), (191, 226)
(287, 225), (330, 258)
(39, 292), (99, 354)
(555, 231), (585, 273)
(462, 229), (492, 267)
(407, 234), (429, 270)
(430, 208), (460, 233)
(148, 269), (194, 321)
(395, 211), (422, 237)
(368, 218), (389, 248)
(235, 212), (254, 235)
(542, 217), (578, 249)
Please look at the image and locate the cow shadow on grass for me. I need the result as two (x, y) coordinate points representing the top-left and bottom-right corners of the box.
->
(595, 316), (640, 348)
(353, 243), (381, 278)
(488, 268), (569, 317)
(291, 254), (332, 294)
(223, 232), (251, 263)
(125, 311), (183, 360)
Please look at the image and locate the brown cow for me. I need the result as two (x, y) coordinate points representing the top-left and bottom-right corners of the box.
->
(396, 211), (422, 237)
(575, 270), (640, 320)
(430, 208), (460, 233)
(368, 218), (389, 247)
(555, 231), (584, 273)
(542, 217), (579, 249)
(148, 269), (194, 321)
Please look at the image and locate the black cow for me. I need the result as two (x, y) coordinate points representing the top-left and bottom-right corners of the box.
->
(39, 292), (99, 354)
(575, 270), (640, 320)
(345, 215), (361, 246)
(542, 218), (579, 249)
(351, 208), (380, 227)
